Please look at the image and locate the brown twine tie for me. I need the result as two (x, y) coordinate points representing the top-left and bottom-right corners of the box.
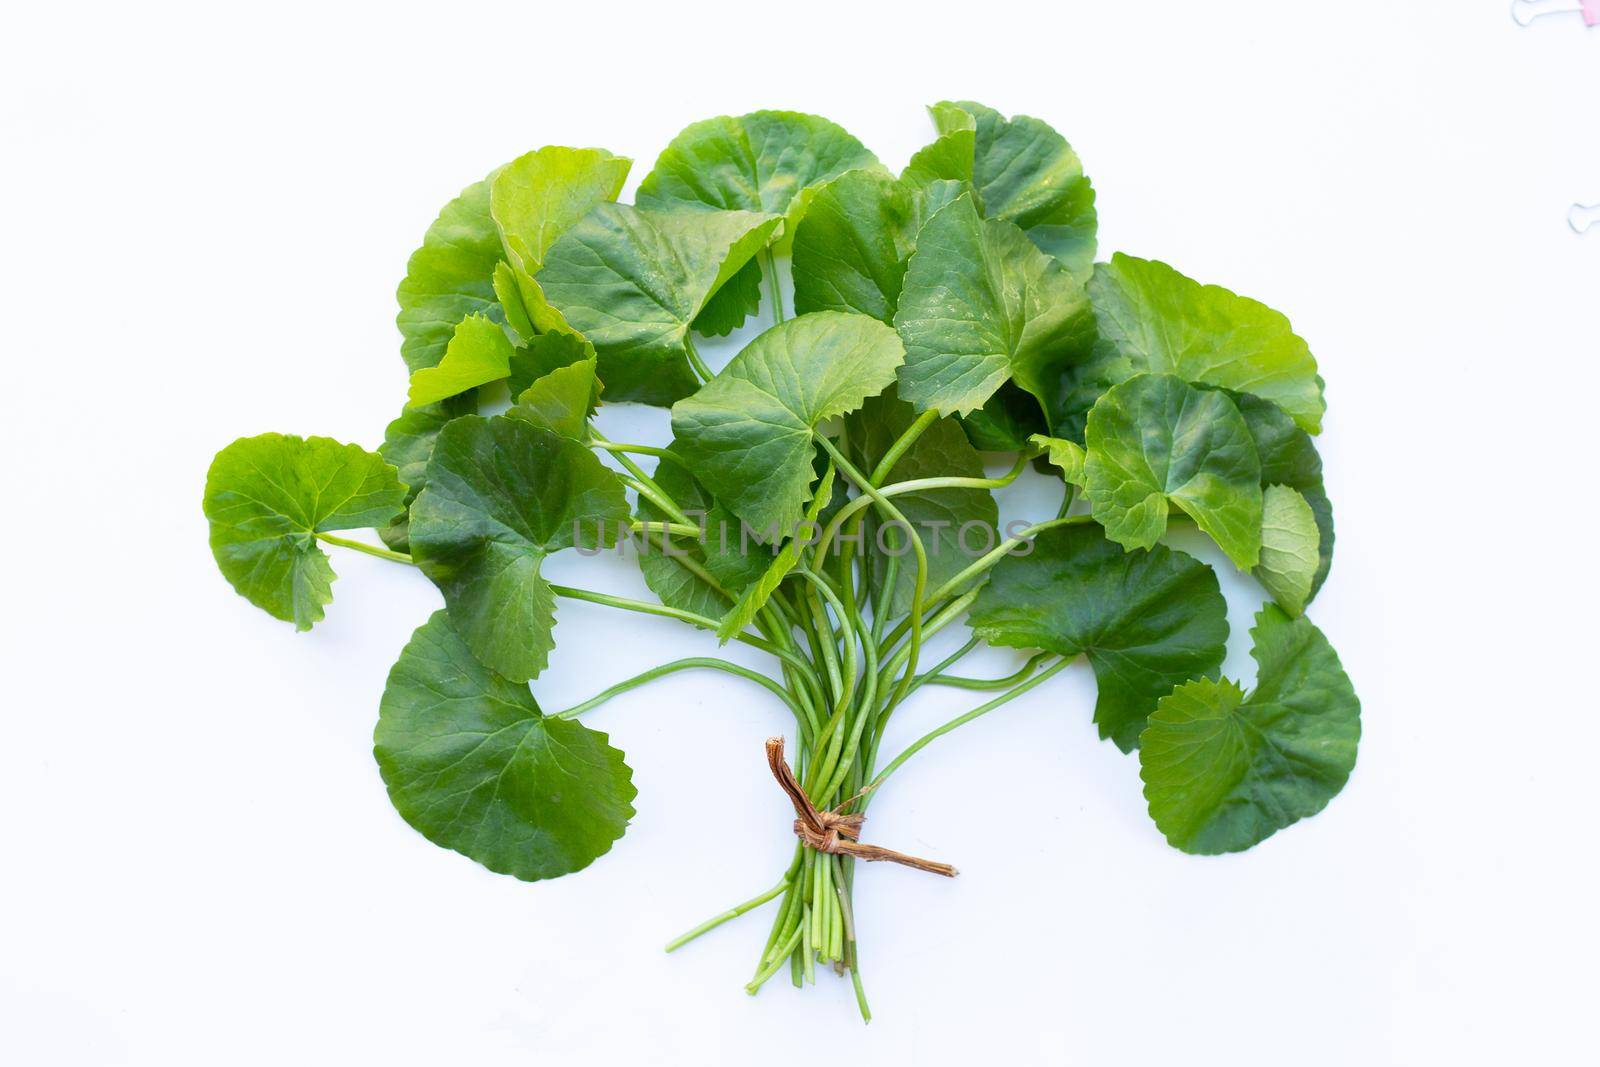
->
(765, 737), (957, 877)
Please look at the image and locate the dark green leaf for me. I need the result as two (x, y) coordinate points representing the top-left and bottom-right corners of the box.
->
(505, 329), (595, 399)
(409, 416), (630, 681)
(204, 434), (405, 629)
(970, 525), (1227, 751)
(1140, 605), (1360, 853)
(375, 611), (636, 880)
(959, 381), (1049, 451)
(692, 257), (764, 337)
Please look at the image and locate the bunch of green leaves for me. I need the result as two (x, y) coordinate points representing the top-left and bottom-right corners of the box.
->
(202, 103), (1359, 1018)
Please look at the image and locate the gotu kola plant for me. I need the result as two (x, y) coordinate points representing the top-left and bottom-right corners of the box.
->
(203, 104), (1360, 1019)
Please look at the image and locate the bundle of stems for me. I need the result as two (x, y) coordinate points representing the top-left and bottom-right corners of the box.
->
(325, 260), (1078, 1021)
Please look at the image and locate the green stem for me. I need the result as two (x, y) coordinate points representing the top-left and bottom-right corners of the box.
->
(684, 334), (714, 381)
(629, 519), (701, 539)
(867, 408), (938, 485)
(594, 441), (679, 461)
(548, 584), (818, 686)
(813, 435), (930, 710)
(761, 248), (785, 323)
(552, 657), (800, 721)
(592, 428), (692, 526)
(747, 920), (805, 994)
(315, 533), (414, 565)
(923, 651), (1053, 692)
(665, 873), (794, 952)
(870, 658), (1070, 790)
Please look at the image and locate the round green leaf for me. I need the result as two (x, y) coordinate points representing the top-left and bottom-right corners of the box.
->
(409, 416), (630, 682)
(204, 434), (405, 630)
(636, 110), (879, 239)
(537, 204), (781, 405)
(375, 611), (636, 881)
(1084, 374), (1263, 569)
(1140, 605), (1360, 854)
(670, 312), (905, 538)
(1074, 254), (1326, 434)
(931, 100), (1098, 278)
(1255, 485), (1319, 616)
(395, 180), (504, 373)
(894, 193), (1093, 418)
(970, 524), (1228, 751)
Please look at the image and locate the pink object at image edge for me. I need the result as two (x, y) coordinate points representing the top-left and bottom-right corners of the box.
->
(1586, 0), (1600, 27)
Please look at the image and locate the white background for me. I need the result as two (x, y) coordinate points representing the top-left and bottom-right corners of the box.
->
(4, 2), (1596, 1063)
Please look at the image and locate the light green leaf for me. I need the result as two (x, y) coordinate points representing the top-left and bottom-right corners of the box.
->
(635, 454), (770, 619)
(490, 146), (631, 334)
(409, 416), (630, 681)
(901, 103), (975, 190)
(396, 180), (504, 372)
(1084, 375), (1263, 568)
(792, 169), (916, 323)
(670, 312), (905, 537)
(204, 434), (405, 630)
(1082, 254), (1325, 434)
(1237, 393), (1335, 597)
(375, 611), (636, 880)
(1140, 605), (1360, 853)
(493, 261), (535, 342)
(636, 110), (879, 242)
(716, 466), (836, 641)
(378, 392), (477, 552)
(894, 193), (1093, 418)
(1030, 434), (1086, 486)
(848, 390), (998, 614)
(406, 313), (515, 408)
(970, 525), (1228, 751)
(931, 101), (1097, 278)
(537, 204), (781, 405)
(507, 356), (599, 441)
(1255, 485), (1319, 616)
